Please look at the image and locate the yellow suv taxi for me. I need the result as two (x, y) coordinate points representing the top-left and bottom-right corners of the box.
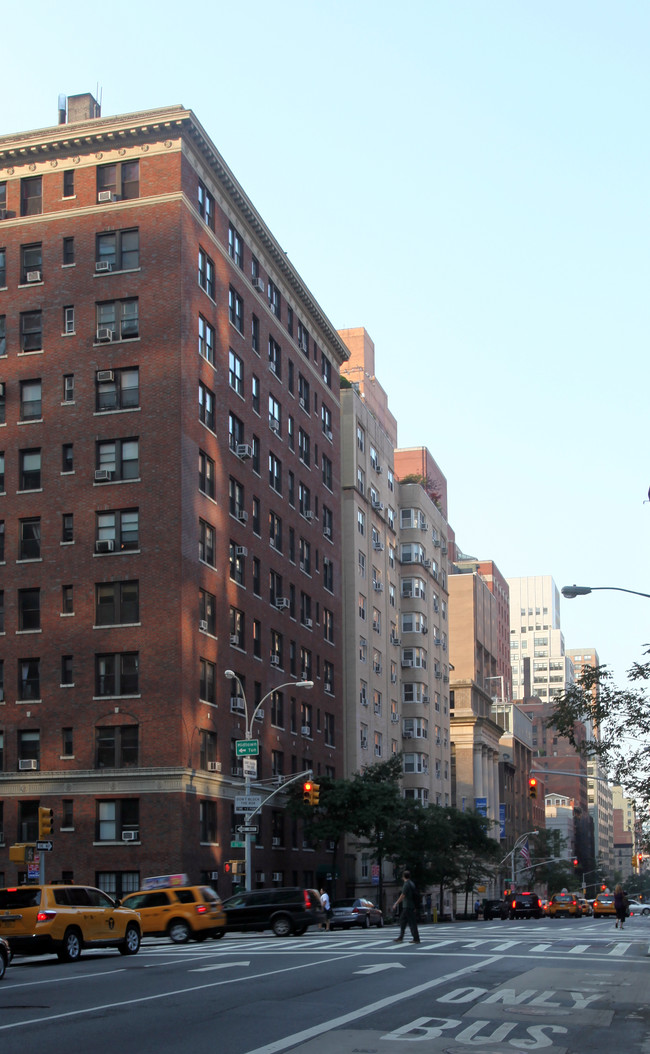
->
(121, 875), (225, 943)
(546, 892), (580, 918)
(0, 884), (142, 962)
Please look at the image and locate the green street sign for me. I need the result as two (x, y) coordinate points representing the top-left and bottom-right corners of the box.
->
(236, 739), (259, 757)
(230, 840), (245, 848)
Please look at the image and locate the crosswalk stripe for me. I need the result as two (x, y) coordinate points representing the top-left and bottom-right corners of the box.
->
(568, 945), (590, 953)
(529, 944), (552, 952)
(610, 943), (632, 956)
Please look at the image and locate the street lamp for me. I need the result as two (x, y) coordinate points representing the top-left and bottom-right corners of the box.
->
(499, 830), (539, 892)
(562, 584), (650, 600)
(224, 670), (313, 891)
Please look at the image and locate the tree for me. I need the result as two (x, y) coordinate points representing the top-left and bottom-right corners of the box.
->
(550, 649), (650, 808)
(348, 756), (405, 910)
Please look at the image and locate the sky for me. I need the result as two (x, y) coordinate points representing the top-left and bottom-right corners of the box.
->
(4, 0), (649, 687)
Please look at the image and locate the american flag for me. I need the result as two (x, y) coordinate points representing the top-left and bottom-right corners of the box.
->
(520, 839), (531, 868)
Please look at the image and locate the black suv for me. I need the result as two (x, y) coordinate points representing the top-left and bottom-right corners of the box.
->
(506, 892), (543, 919)
(221, 888), (324, 937)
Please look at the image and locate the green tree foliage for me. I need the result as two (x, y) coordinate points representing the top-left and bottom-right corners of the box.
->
(550, 650), (650, 808)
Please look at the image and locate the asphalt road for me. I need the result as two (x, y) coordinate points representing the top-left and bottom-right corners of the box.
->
(1, 915), (649, 1054)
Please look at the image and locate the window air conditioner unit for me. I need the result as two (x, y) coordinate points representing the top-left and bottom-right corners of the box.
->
(299, 396), (307, 409)
(94, 469), (113, 481)
(98, 191), (117, 203)
(422, 695), (430, 704)
(391, 637), (401, 646)
(269, 419), (280, 434)
(305, 511), (315, 520)
(238, 510), (248, 523)
(323, 526), (331, 538)
(276, 597), (290, 610)
(95, 539), (115, 553)
(325, 429), (333, 441)
(324, 681), (332, 693)
(421, 626), (428, 635)
(208, 761), (222, 772)
(19, 759), (38, 770)
(373, 582), (383, 592)
(96, 370), (115, 383)
(402, 659), (413, 668)
(360, 737), (368, 749)
(298, 339), (308, 352)
(198, 619), (208, 632)
(435, 671), (442, 679)
(122, 830), (139, 841)
(441, 545), (448, 555)
(423, 559), (431, 569)
(390, 673), (397, 684)
(304, 617), (313, 628)
(420, 521), (428, 531)
(235, 546), (248, 557)
(0, 208), (8, 220)
(268, 361), (278, 375)
(272, 836), (281, 847)
(272, 871), (283, 882)
(433, 538), (441, 548)
(237, 443), (253, 460)
(229, 634), (240, 645)
(26, 271), (42, 283)
(371, 500), (384, 511)
(301, 725), (311, 736)
(373, 663), (382, 674)
(252, 276), (265, 291)
(433, 636), (442, 645)
(391, 713), (399, 723)
(403, 731), (413, 739)
(360, 694), (368, 706)
(231, 697), (245, 711)
(96, 327), (114, 342)
(372, 541), (384, 551)
(270, 655), (280, 666)
(95, 261), (113, 272)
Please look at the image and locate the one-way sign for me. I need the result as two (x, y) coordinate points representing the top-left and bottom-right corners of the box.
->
(237, 825), (258, 835)
(36, 840), (53, 851)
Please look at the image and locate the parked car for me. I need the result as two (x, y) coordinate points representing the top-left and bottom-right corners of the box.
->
(546, 892), (580, 918)
(483, 898), (507, 920)
(221, 887), (324, 937)
(121, 879), (225, 943)
(0, 936), (11, 979)
(329, 898), (383, 929)
(627, 900), (650, 916)
(0, 884), (142, 962)
(506, 892), (544, 919)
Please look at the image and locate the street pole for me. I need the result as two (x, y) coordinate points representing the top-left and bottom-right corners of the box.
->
(224, 671), (313, 891)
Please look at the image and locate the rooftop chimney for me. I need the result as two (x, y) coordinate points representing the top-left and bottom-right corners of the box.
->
(61, 93), (101, 124)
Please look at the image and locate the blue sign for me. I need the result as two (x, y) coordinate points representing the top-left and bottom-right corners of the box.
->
(474, 797), (487, 817)
(499, 804), (506, 839)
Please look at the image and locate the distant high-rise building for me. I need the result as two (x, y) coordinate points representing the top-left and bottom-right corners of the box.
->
(507, 576), (573, 703)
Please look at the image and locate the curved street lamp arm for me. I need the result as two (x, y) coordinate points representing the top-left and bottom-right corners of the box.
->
(562, 584), (650, 600)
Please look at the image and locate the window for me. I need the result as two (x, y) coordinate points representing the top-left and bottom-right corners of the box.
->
(229, 606), (245, 648)
(200, 657), (216, 704)
(198, 249), (215, 298)
(252, 497), (260, 533)
(229, 412), (244, 450)
(62, 236), (75, 265)
(96, 581), (139, 626)
(198, 180), (214, 228)
(96, 367), (139, 412)
(298, 374), (310, 411)
(199, 382), (216, 431)
(357, 508), (365, 535)
(198, 315), (215, 364)
(19, 448), (41, 490)
(268, 280), (281, 318)
(63, 170), (75, 198)
(18, 658), (40, 700)
(96, 508), (138, 552)
(96, 726), (138, 769)
(322, 353), (332, 388)
(268, 337), (281, 377)
(61, 584), (74, 614)
(297, 321), (309, 355)
(96, 229), (139, 271)
(228, 224), (244, 268)
(269, 453), (282, 494)
(322, 454), (332, 490)
(356, 424), (365, 451)
(229, 476), (245, 518)
(298, 429), (310, 466)
(0, 249), (5, 288)
(18, 588), (40, 631)
(199, 518), (216, 566)
(199, 450), (215, 498)
(269, 395), (281, 434)
(229, 287), (244, 333)
(20, 311), (42, 352)
(269, 510), (282, 551)
(0, 454), (3, 493)
(21, 243), (42, 284)
(19, 517), (40, 560)
(323, 608), (334, 643)
(322, 505), (333, 540)
(96, 298), (139, 341)
(229, 350), (244, 395)
(62, 443), (73, 473)
(0, 315), (5, 356)
(96, 438), (139, 481)
(95, 652), (139, 696)
(323, 556), (334, 592)
(200, 589), (216, 635)
(96, 799), (139, 841)
(63, 305), (75, 334)
(252, 314), (260, 353)
(321, 403), (332, 437)
(21, 176), (42, 216)
(20, 379), (41, 421)
(229, 540), (245, 584)
(62, 513), (74, 543)
(97, 160), (139, 200)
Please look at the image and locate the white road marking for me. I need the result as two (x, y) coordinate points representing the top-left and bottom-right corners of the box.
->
(191, 959), (250, 972)
(610, 943), (632, 956)
(354, 963), (405, 974)
(568, 945), (591, 954)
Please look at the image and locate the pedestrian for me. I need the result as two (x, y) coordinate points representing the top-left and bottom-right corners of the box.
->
(392, 870), (421, 944)
(474, 898), (481, 920)
(614, 884), (627, 930)
(319, 888), (331, 931)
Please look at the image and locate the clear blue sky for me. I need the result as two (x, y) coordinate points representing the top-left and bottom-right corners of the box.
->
(6, 0), (649, 686)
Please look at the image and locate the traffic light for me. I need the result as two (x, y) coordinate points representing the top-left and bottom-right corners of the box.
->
(232, 860), (244, 876)
(303, 781), (313, 804)
(573, 858), (579, 868)
(528, 777), (538, 799)
(38, 806), (53, 839)
(224, 861), (232, 875)
(310, 783), (320, 806)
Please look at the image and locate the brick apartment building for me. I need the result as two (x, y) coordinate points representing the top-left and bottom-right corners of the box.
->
(0, 95), (349, 898)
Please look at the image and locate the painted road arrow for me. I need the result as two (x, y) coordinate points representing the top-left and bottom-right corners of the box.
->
(354, 963), (406, 974)
(191, 961), (251, 973)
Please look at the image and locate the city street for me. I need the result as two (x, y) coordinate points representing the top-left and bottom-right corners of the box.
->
(1, 916), (648, 1053)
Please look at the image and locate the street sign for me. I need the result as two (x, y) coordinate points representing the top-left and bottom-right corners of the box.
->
(36, 840), (53, 852)
(236, 740), (259, 757)
(237, 825), (259, 834)
(230, 840), (245, 848)
(242, 758), (257, 777)
(235, 795), (262, 812)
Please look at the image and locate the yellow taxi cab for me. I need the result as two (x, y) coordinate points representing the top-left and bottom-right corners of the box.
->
(0, 884), (142, 962)
(592, 893), (617, 918)
(121, 874), (225, 943)
(577, 897), (592, 916)
(546, 892), (580, 918)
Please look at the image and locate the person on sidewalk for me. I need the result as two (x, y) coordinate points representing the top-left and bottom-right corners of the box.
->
(392, 870), (420, 944)
(319, 888), (331, 931)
